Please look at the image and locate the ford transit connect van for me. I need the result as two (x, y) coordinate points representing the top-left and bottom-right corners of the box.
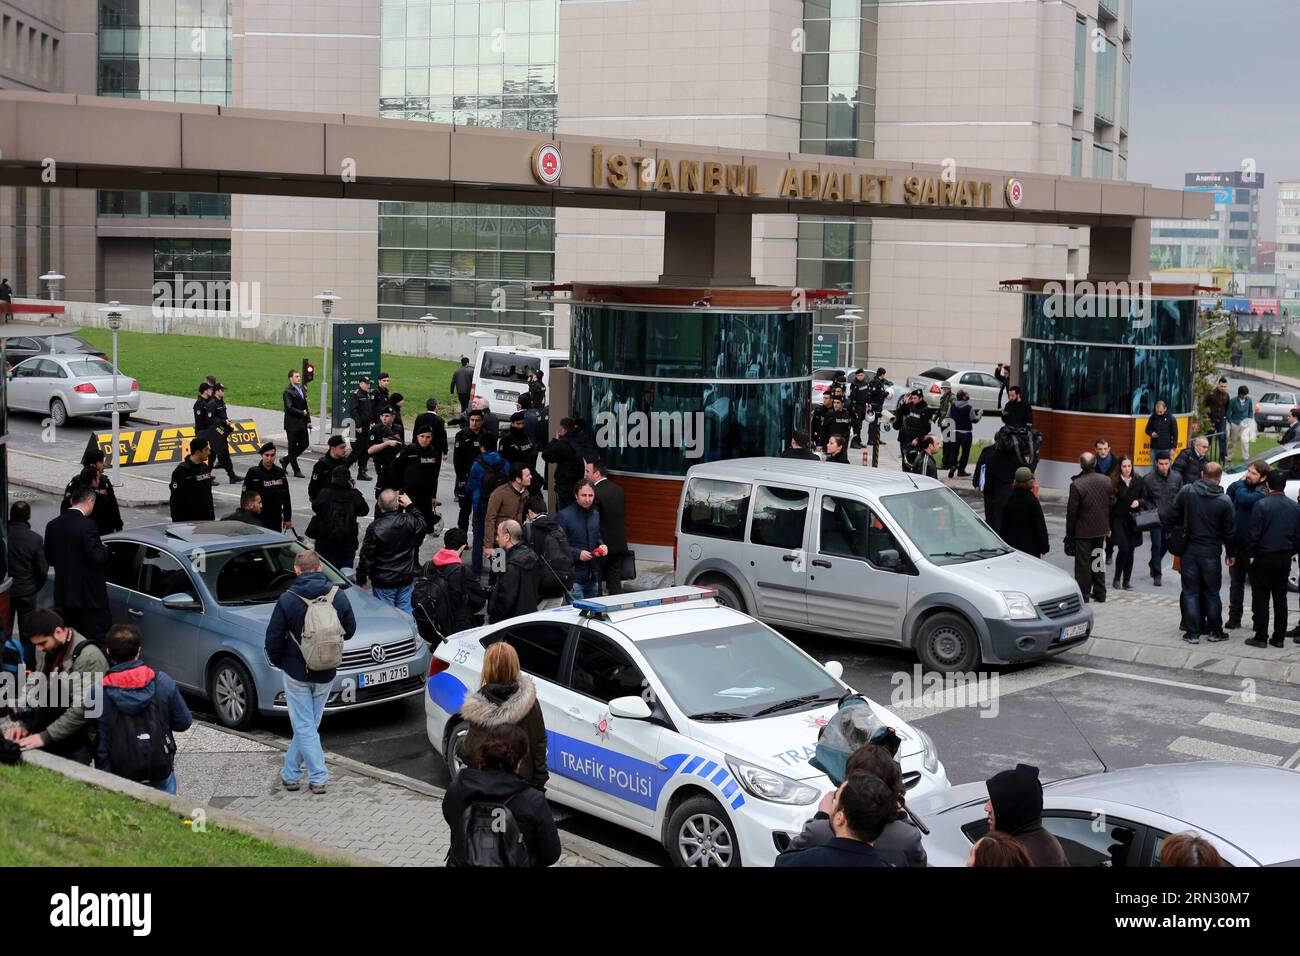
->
(674, 458), (1092, 672)
(471, 346), (567, 417)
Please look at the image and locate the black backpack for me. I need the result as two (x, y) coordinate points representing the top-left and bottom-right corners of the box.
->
(531, 522), (575, 597)
(319, 494), (355, 542)
(412, 568), (456, 642)
(459, 793), (533, 867)
(108, 695), (175, 783)
(479, 459), (508, 503)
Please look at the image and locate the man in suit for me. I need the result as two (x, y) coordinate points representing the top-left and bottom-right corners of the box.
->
(44, 483), (111, 646)
(61, 448), (123, 536)
(586, 459), (629, 595)
(774, 773), (896, 868)
(282, 368), (311, 479)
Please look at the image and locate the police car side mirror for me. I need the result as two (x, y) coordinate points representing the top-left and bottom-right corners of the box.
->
(608, 695), (652, 721)
(823, 660), (844, 681)
(161, 593), (201, 611)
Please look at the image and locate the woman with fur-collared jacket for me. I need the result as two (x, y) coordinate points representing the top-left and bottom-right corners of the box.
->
(455, 641), (549, 789)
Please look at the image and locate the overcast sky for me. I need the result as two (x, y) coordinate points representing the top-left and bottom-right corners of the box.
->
(1127, 0), (1297, 239)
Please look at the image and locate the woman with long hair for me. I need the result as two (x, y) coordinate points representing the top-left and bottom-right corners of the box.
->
(455, 641), (549, 789)
(1109, 455), (1145, 590)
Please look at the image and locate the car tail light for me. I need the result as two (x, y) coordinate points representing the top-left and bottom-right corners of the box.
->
(468, 383), (476, 401)
(930, 384), (941, 394)
(428, 656), (449, 677)
(73, 383), (97, 394)
(130, 380), (139, 391)
(1255, 403), (1260, 413)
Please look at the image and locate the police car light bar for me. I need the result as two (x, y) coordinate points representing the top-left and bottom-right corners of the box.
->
(573, 587), (718, 617)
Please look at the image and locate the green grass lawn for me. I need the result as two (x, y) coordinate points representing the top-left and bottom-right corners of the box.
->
(1230, 341), (1300, 382)
(79, 328), (460, 424)
(0, 762), (341, 866)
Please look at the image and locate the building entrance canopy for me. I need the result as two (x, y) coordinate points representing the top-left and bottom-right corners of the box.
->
(0, 92), (1209, 230)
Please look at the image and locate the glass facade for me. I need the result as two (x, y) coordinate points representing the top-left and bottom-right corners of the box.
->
(98, 190), (231, 218)
(154, 239), (233, 310)
(569, 305), (813, 476)
(378, 0), (557, 340)
(1019, 295), (1197, 416)
(797, 1), (879, 364)
(1093, 144), (1114, 180)
(1095, 37), (1116, 125)
(1073, 19), (1086, 112)
(1071, 138), (1083, 177)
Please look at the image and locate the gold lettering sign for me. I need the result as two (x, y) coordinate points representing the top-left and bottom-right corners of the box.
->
(606, 154), (629, 188)
(680, 160), (701, 192)
(655, 160), (676, 191)
(703, 162), (724, 193)
(780, 168), (801, 198)
(726, 163), (747, 195)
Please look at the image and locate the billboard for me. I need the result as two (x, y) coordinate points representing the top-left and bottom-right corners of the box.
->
(1184, 171), (1265, 190)
(1186, 186), (1233, 205)
(1133, 416), (1191, 468)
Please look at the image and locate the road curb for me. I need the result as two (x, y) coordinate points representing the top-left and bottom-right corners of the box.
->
(22, 749), (378, 866)
(197, 717), (653, 868)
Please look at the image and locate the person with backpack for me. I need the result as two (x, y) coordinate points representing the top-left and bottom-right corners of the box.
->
(264, 550), (357, 794)
(443, 722), (562, 868)
(308, 465), (370, 571)
(309, 434), (351, 501)
(414, 528), (487, 642)
(556, 481), (606, 600)
(467, 434), (508, 579)
(487, 520), (540, 623)
(91, 624), (192, 794)
(523, 498), (574, 605)
(356, 489), (427, 613)
(542, 418), (597, 512)
(456, 641), (548, 787)
(2, 608), (108, 764)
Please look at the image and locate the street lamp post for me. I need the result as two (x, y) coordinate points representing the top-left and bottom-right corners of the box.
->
(39, 271), (65, 303)
(98, 301), (129, 486)
(312, 291), (339, 443)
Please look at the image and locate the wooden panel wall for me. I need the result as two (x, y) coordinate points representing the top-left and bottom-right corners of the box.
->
(1036, 410), (1136, 462)
(609, 474), (684, 549)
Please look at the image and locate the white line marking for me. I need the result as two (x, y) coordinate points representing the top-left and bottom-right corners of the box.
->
(889, 665), (1082, 721)
(1198, 712), (1300, 745)
(1167, 737), (1284, 767)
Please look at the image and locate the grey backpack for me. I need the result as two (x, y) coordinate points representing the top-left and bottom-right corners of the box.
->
(293, 587), (346, 671)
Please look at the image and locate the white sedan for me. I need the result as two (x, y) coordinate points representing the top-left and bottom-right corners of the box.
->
(5, 354), (140, 426)
(425, 586), (948, 867)
(907, 366), (1003, 411)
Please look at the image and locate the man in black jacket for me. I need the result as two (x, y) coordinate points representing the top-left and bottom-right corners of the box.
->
(903, 436), (939, 478)
(414, 397), (450, 478)
(453, 410), (486, 531)
(451, 357), (474, 413)
(1000, 385), (1034, 428)
(356, 489), (426, 613)
(1172, 437), (1210, 485)
(818, 396), (856, 451)
(61, 448), (123, 536)
(810, 392), (833, 452)
(345, 375), (376, 480)
(782, 430), (820, 460)
(1280, 407), (1300, 446)
(365, 406), (403, 494)
(192, 381), (213, 435)
(308, 434), (351, 501)
(204, 382), (239, 483)
(7, 500), (47, 665)
(542, 417), (596, 513)
(1244, 468), (1300, 648)
(895, 390), (932, 455)
(282, 368), (310, 479)
(264, 550), (357, 793)
(243, 442), (293, 532)
(169, 438), (215, 522)
(775, 774), (896, 868)
(488, 519), (539, 623)
(586, 459), (628, 595)
(392, 424), (442, 536)
(973, 441), (1023, 535)
(44, 484), (111, 646)
(222, 489), (263, 525)
(847, 369), (871, 449)
(308, 465), (370, 571)
(1142, 450), (1182, 586)
(1170, 461), (1236, 644)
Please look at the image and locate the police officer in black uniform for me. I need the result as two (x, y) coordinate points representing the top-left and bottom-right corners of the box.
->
(810, 391), (834, 452)
(453, 409), (486, 531)
(345, 374), (376, 481)
(310, 434), (351, 501)
(169, 437), (216, 522)
(61, 448), (123, 536)
(365, 405), (403, 494)
(243, 441), (293, 532)
(896, 389), (933, 458)
(818, 396), (856, 451)
(205, 382), (239, 483)
(863, 367), (891, 466)
(193, 381), (214, 436)
(392, 424), (442, 536)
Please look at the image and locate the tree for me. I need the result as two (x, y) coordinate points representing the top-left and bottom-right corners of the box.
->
(1191, 322), (1229, 438)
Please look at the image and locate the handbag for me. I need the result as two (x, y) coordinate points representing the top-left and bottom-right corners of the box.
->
(1131, 507), (1162, 533)
(1165, 493), (1190, 557)
(620, 550), (637, 582)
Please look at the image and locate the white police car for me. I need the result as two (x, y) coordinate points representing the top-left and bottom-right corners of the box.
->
(425, 586), (949, 867)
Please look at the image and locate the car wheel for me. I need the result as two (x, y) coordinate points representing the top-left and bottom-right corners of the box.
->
(443, 720), (470, 782)
(703, 578), (745, 613)
(208, 656), (257, 730)
(667, 795), (741, 868)
(49, 398), (68, 428)
(916, 611), (981, 673)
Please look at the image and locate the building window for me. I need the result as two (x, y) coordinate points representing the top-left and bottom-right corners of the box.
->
(1073, 19), (1086, 112)
(1094, 37), (1117, 125)
(153, 239), (233, 311)
(1120, 54), (1130, 132)
(1092, 145), (1114, 180)
(1071, 138), (1083, 177)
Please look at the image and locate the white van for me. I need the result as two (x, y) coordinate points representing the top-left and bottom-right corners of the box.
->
(675, 458), (1092, 672)
(471, 346), (567, 417)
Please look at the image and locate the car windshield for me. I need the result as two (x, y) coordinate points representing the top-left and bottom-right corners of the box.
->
(198, 542), (349, 606)
(67, 358), (117, 378)
(481, 351), (540, 382)
(880, 486), (1011, 565)
(813, 369), (839, 381)
(919, 366), (956, 380)
(637, 622), (842, 720)
(1261, 393), (1295, 405)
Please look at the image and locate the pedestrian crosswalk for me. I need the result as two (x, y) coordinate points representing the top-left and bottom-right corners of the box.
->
(1166, 709), (1300, 769)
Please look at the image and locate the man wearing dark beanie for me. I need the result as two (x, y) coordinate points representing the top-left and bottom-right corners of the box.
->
(983, 764), (1069, 867)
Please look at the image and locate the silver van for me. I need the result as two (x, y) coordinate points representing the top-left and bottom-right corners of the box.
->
(674, 458), (1092, 672)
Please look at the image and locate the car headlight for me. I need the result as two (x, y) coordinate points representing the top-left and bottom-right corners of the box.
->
(916, 728), (940, 775)
(725, 756), (820, 806)
(998, 590), (1037, 620)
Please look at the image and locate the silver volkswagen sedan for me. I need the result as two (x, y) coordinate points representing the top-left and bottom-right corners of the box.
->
(909, 762), (1300, 867)
(92, 522), (432, 729)
(5, 353), (141, 426)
